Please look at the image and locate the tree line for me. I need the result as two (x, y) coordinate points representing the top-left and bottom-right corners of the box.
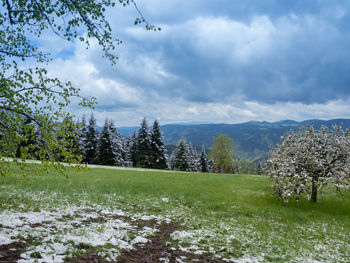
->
(8, 114), (259, 174)
(58, 115), (211, 172)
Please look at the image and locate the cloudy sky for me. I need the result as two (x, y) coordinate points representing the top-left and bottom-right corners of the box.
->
(45, 0), (350, 126)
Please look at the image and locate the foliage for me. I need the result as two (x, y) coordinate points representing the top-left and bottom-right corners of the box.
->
(266, 125), (350, 202)
(208, 134), (234, 173)
(55, 116), (83, 162)
(233, 159), (257, 175)
(0, 0), (158, 178)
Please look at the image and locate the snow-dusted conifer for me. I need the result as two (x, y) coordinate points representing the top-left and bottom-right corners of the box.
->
(130, 130), (139, 167)
(83, 114), (99, 164)
(96, 118), (117, 165)
(199, 147), (210, 173)
(77, 115), (87, 157)
(187, 143), (199, 172)
(266, 125), (350, 203)
(123, 135), (133, 163)
(150, 119), (168, 169)
(172, 139), (190, 171)
(114, 131), (126, 166)
(137, 118), (152, 168)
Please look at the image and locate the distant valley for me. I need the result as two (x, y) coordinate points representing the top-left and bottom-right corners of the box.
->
(118, 119), (350, 161)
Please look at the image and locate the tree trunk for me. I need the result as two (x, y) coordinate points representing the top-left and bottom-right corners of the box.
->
(311, 176), (318, 202)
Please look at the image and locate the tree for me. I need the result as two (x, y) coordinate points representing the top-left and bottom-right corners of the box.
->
(96, 118), (117, 166)
(77, 115), (87, 158)
(266, 125), (350, 203)
(187, 143), (200, 171)
(15, 117), (38, 159)
(129, 130), (139, 167)
(137, 118), (152, 168)
(55, 116), (83, 162)
(171, 139), (190, 171)
(199, 147), (210, 173)
(114, 131), (126, 166)
(233, 159), (258, 174)
(0, 0), (158, 178)
(150, 120), (168, 169)
(209, 134), (234, 173)
(83, 114), (99, 164)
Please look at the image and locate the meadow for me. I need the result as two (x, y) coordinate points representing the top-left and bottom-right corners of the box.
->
(0, 165), (349, 262)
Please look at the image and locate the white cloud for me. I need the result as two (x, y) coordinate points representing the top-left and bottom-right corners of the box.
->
(43, 1), (350, 126)
(189, 16), (275, 63)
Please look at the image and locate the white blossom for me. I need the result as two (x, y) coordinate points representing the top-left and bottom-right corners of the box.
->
(266, 125), (350, 202)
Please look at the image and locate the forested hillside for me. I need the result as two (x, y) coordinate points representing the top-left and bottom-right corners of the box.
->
(120, 119), (350, 160)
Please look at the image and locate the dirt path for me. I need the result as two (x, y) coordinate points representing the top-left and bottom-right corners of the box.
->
(117, 222), (223, 263)
(68, 220), (224, 263)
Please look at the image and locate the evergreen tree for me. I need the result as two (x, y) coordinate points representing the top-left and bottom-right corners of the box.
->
(150, 120), (168, 169)
(137, 118), (152, 168)
(96, 118), (117, 165)
(124, 136), (133, 164)
(83, 114), (99, 164)
(78, 115), (87, 158)
(172, 139), (190, 171)
(130, 130), (139, 167)
(199, 147), (210, 173)
(187, 143), (200, 171)
(114, 131), (126, 166)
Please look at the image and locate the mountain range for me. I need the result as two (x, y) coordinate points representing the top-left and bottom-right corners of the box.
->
(118, 119), (350, 161)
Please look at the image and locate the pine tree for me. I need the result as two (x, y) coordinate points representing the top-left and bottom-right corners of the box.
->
(187, 143), (199, 171)
(150, 120), (168, 169)
(114, 131), (126, 166)
(199, 147), (210, 173)
(124, 136), (133, 164)
(172, 139), (190, 171)
(78, 115), (87, 158)
(130, 130), (139, 167)
(96, 118), (117, 165)
(83, 114), (99, 164)
(137, 118), (152, 168)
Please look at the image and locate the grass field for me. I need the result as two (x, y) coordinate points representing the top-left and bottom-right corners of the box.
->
(0, 165), (349, 262)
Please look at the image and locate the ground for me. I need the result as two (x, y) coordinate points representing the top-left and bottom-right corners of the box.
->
(0, 165), (349, 262)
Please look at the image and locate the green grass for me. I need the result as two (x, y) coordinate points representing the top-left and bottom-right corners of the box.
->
(1, 165), (350, 262)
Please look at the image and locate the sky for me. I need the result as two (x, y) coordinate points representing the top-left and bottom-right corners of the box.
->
(43, 0), (350, 126)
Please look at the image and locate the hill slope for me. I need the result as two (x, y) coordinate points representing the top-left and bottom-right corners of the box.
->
(120, 119), (350, 160)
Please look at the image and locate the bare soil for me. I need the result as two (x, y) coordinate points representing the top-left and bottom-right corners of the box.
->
(1, 213), (224, 263)
(116, 222), (223, 263)
(0, 242), (26, 263)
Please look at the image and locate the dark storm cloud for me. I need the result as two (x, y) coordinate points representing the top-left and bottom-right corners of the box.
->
(88, 0), (350, 105)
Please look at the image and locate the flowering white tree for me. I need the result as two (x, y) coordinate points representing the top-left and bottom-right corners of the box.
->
(266, 125), (350, 202)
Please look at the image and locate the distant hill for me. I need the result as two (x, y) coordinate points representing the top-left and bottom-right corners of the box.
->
(118, 119), (350, 161)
